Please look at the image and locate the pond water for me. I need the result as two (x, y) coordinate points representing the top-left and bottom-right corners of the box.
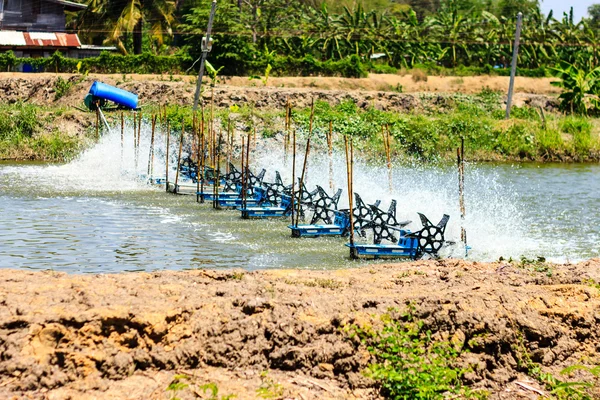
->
(1, 124), (598, 273)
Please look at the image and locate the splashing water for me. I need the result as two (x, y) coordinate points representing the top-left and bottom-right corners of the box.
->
(1, 119), (598, 273)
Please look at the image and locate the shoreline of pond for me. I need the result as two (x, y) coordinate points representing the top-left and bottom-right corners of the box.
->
(0, 258), (598, 399)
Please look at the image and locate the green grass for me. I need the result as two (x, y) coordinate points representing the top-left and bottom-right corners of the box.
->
(349, 308), (487, 399)
(0, 103), (85, 161)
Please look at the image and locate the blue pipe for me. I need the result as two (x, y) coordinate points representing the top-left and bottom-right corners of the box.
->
(88, 81), (138, 110)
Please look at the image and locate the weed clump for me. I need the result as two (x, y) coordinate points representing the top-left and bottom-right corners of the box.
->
(350, 308), (483, 399)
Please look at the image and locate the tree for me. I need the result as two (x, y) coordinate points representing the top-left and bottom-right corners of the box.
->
(588, 4), (600, 28)
(76, 0), (175, 54)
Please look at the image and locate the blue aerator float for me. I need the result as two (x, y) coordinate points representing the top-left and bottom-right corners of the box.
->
(85, 81), (139, 111)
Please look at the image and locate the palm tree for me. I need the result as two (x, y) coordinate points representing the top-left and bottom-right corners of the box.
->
(76, 0), (175, 54)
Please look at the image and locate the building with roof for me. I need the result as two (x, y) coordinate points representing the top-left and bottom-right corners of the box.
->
(0, 0), (115, 64)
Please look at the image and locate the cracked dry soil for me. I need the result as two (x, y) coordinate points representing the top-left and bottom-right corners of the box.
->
(0, 259), (599, 399)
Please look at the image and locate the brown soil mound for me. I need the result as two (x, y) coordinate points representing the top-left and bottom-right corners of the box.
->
(0, 259), (599, 399)
(0, 73), (558, 112)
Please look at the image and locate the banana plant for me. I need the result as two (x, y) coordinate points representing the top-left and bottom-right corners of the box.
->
(551, 61), (600, 115)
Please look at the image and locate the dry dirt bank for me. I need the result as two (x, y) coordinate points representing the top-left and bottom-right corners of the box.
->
(0, 259), (599, 399)
(0, 73), (557, 112)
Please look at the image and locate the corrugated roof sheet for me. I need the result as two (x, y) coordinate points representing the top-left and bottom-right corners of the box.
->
(0, 31), (27, 46)
(46, 0), (88, 10)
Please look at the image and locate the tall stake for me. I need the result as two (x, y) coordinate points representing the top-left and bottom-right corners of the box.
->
(200, 114), (206, 203)
(137, 112), (142, 149)
(345, 136), (355, 247)
(226, 119), (232, 174)
(296, 136), (311, 227)
(244, 134), (251, 210)
(327, 120), (334, 191)
(174, 120), (185, 194)
(241, 135), (245, 207)
(120, 111), (124, 164)
(165, 119), (170, 192)
(148, 115), (156, 178)
(195, 113), (201, 203)
(458, 137), (467, 247)
(95, 106), (99, 139)
(506, 12), (523, 120)
(214, 130), (223, 209)
(290, 128), (297, 227)
(133, 112), (138, 171)
(383, 125), (392, 193)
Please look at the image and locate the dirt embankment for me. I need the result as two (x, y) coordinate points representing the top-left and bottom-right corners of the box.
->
(0, 73), (558, 113)
(0, 259), (599, 399)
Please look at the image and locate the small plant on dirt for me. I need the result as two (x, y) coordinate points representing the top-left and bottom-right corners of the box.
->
(517, 256), (553, 277)
(54, 77), (73, 101)
(256, 370), (284, 399)
(166, 374), (190, 400)
(199, 382), (237, 400)
(350, 307), (480, 399)
(166, 375), (236, 400)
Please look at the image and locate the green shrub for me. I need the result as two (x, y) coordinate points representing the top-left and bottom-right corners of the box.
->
(560, 117), (594, 155)
(0, 103), (41, 140)
(351, 310), (477, 399)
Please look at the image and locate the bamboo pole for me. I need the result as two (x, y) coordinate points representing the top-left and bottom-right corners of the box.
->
(120, 111), (124, 164)
(133, 111), (138, 172)
(95, 105), (99, 139)
(345, 136), (355, 247)
(174, 119), (185, 194)
(241, 136), (247, 211)
(165, 119), (170, 192)
(147, 115), (156, 178)
(226, 119), (232, 174)
(200, 113), (206, 203)
(284, 98), (290, 162)
(290, 128), (297, 227)
(244, 134), (251, 210)
(294, 99), (315, 226)
(195, 112), (201, 203)
(214, 129), (223, 209)
(458, 137), (466, 247)
(327, 120), (334, 191)
(382, 125), (392, 193)
(137, 111), (142, 148)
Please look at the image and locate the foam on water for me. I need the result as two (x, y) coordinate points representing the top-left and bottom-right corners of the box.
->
(3, 120), (596, 264)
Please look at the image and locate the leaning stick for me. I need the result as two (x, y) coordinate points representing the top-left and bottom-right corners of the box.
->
(328, 120), (334, 191)
(458, 137), (467, 246)
(290, 127), (297, 227)
(165, 119), (170, 192)
(345, 136), (355, 247)
(148, 115), (156, 177)
(174, 119), (185, 194)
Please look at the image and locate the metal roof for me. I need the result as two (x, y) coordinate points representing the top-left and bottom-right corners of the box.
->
(46, 0), (88, 10)
(0, 31), (81, 47)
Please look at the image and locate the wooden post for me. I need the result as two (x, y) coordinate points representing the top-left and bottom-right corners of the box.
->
(244, 134), (251, 210)
(284, 98), (290, 162)
(148, 115), (156, 178)
(165, 119), (170, 192)
(296, 135), (312, 227)
(382, 125), (392, 193)
(133, 112), (138, 172)
(226, 119), (232, 174)
(458, 137), (466, 247)
(195, 113), (201, 203)
(95, 105), (99, 139)
(327, 120), (334, 191)
(290, 128), (297, 227)
(120, 111), (124, 164)
(137, 111), (142, 148)
(174, 119), (185, 194)
(200, 114), (206, 203)
(345, 136), (355, 247)
(214, 130), (223, 209)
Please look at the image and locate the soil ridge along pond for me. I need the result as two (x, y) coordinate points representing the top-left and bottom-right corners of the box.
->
(1, 259), (599, 399)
